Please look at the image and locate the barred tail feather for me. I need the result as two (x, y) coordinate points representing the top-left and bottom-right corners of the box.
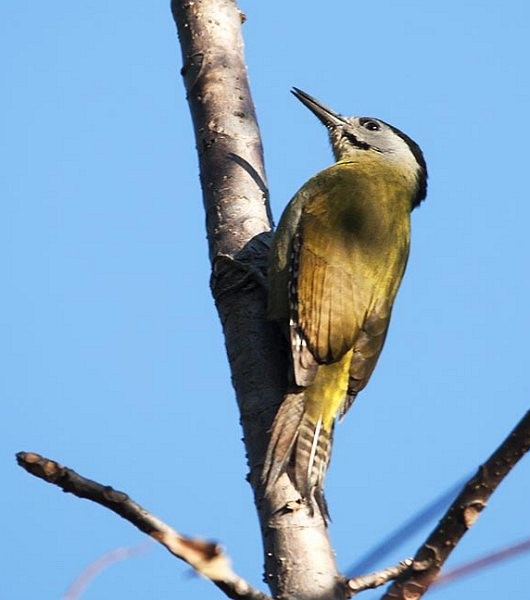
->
(262, 393), (305, 491)
(262, 393), (334, 521)
(293, 413), (333, 520)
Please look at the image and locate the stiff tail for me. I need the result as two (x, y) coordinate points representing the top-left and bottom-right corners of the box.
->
(262, 392), (334, 520)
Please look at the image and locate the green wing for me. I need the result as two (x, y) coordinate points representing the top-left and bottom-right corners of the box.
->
(269, 162), (410, 395)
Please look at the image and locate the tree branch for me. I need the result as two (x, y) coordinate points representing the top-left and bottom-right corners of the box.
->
(346, 560), (412, 596)
(381, 409), (530, 599)
(171, 1), (343, 598)
(16, 452), (271, 600)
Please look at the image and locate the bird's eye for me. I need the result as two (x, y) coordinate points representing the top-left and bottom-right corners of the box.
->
(360, 119), (380, 132)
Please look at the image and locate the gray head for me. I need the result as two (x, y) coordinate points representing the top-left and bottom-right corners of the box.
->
(292, 87), (427, 208)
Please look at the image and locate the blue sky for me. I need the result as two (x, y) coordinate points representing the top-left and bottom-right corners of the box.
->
(3, 1), (530, 599)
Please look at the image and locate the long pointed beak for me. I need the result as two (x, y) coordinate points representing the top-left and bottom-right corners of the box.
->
(291, 87), (347, 128)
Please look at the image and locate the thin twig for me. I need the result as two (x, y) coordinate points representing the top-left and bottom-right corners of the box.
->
(434, 535), (530, 588)
(63, 542), (151, 600)
(17, 452), (271, 600)
(346, 559), (412, 596)
(381, 409), (530, 599)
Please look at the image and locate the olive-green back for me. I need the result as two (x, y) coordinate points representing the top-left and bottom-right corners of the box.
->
(268, 159), (412, 396)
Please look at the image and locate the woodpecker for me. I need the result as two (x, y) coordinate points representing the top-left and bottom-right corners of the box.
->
(263, 88), (427, 519)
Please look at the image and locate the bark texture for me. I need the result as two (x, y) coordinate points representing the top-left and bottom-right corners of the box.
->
(170, 1), (343, 598)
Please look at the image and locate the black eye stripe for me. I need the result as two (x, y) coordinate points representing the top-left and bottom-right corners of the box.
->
(343, 131), (370, 150)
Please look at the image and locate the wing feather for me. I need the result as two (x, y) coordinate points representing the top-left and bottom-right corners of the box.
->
(271, 162), (411, 390)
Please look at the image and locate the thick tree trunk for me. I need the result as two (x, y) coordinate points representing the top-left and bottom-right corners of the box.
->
(171, 1), (344, 598)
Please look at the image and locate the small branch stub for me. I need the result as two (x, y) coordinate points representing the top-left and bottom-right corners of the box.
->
(347, 559), (413, 595)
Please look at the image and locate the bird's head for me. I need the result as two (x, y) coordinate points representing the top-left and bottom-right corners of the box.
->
(291, 87), (428, 208)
